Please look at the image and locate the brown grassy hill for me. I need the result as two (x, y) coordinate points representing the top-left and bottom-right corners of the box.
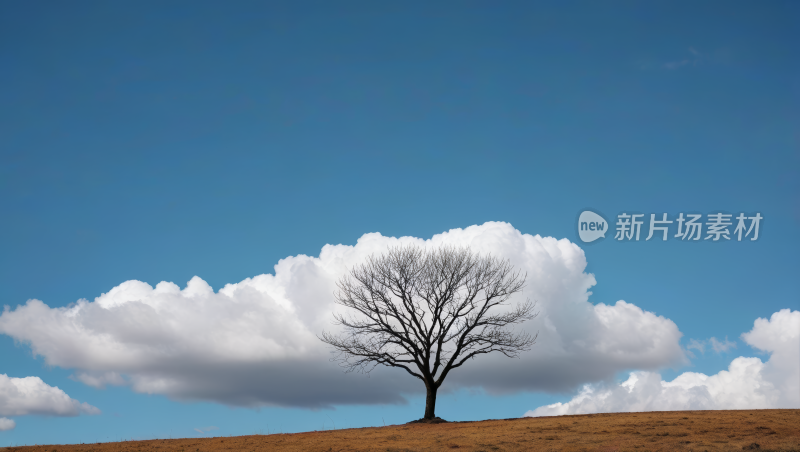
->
(2, 409), (798, 452)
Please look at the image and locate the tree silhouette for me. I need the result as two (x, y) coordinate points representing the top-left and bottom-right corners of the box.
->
(319, 245), (537, 420)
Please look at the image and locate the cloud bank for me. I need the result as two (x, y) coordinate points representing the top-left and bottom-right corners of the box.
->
(0, 374), (100, 430)
(525, 309), (800, 416)
(0, 222), (686, 408)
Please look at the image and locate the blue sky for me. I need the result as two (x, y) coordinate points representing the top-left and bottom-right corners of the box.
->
(1, 0), (798, 446)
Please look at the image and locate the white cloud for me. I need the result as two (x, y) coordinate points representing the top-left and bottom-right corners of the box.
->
(193, 426), (218, 434)
(0, 222), (686, 407)
(709, 336), (736, 354)
(0, 374), (100, 418)
(687, 338), (705, 355)
(686, 336), (737, 356)
(741, 309), (800, 404)
(71, 372), (127, 389)
(525, 309), (800, 417)
(0, 417), (15, 431)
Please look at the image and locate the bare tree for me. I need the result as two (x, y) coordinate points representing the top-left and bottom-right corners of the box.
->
(319, 245), (537, 421)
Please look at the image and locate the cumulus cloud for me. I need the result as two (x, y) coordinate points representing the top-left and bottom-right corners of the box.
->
(0, 417), (15, 431)
(0, 374), (100, 426)
(742, 309), (800, 403)
(0, 222), (686, 407)
(525, 309), (800, 416)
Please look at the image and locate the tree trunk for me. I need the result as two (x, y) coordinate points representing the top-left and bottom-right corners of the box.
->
(424, 384), (437, 419)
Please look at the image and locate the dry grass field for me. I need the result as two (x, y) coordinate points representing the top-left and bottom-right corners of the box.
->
(3, 410), (798, 452)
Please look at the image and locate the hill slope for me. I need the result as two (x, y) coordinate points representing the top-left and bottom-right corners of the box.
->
(3, 409), (799, 452)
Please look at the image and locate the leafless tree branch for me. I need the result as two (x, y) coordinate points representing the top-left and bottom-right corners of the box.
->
(318, 245), (538, 420)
